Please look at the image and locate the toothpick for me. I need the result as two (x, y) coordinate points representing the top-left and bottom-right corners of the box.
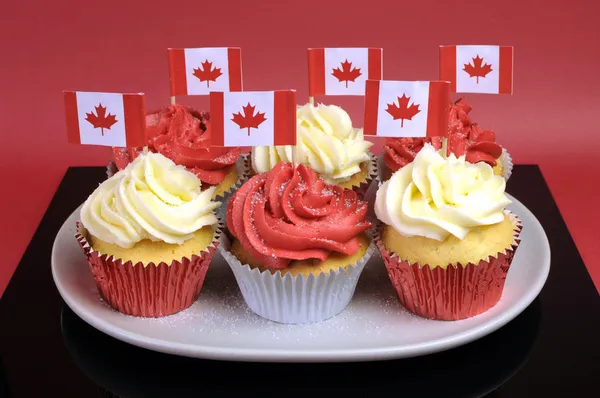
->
(170, 96), (176, 105)
(143, 146), (149, 155)
(292, 144), (298, 169)
(308, 96), (314, 106)
(441, 137), (448, 159)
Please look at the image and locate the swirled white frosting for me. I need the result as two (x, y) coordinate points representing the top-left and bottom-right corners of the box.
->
(375, 144), (511, 241)
(251, 103), (372, 184)
(81, 152), (221, 248)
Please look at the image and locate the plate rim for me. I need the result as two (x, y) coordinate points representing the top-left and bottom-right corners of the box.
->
(52, 193), (550, 363)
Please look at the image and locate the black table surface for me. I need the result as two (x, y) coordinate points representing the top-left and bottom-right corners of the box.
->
(1, 165), (599, 398)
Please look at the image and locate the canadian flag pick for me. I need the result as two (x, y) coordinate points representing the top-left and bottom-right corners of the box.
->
(168, 47), (243, 96)
(364, 80), (450, 138)
(64, 91), (146, 147)
(308, 48), (382, 96)
(440, 45), (514, 94)
(210, 90), (296, 147)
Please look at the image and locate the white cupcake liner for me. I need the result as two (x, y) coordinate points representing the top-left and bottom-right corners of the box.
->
(499, 148), (513, 182)
(219, 231), (376, 324)
(352, 152), (378, 200)
(214, 154), (250, 213)
(106, 161), (118, 178)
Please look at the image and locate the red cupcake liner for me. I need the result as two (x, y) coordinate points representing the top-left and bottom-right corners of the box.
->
(375, 213), (522, 321)
(76, 223), (222, 317)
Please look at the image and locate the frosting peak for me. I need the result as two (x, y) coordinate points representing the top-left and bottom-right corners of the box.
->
(375, 144), (511, 241)
(227, 162), (372, 269)
(251, 104), (372, 184)
(81, 152), (221, 249)
(113, 105), (241, 185)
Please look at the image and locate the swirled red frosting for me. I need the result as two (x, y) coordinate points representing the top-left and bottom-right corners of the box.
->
(448, 124), (503, 166)
(112, 105), (241, 185)
(383, 98), (502, 171)
(226, 162), (372, 269)
(383, 137), (442, 172)
(447, 97), (473, 135)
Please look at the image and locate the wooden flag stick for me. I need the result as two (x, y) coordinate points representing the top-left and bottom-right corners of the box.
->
(170, 96), (176, 105)
(441, 137), (448, 159)
(292, 144), (298, 169)
(308, 96), (315, 106)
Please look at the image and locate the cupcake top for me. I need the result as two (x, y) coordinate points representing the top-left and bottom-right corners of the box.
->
(375, 143), (511, 241)
(81, 152), (221, 249)
(251, 103), (372, 184)
(447, 97), (473, 136)
(227, 162), (372, 269)
(113, 104), (241, 185)
(383, 137), (442, 172)
(448, 123), (503, 167)
(382, 98), (502, 171)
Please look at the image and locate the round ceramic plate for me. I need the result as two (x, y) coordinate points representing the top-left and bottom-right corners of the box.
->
(52, 194), (550, 363)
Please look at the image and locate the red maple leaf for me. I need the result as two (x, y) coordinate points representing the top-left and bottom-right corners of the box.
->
(385, 94), (421, 128)
(231, 103), (267, 136)
(332, 59), (362, 88)
(463, 55), (493, 84)
(85, 103), (118, 136)
(193, 59), (223, 88)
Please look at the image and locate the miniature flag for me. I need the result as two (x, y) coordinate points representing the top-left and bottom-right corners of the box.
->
(440, 45), (514, 94)
(210, 90), (296, 147)
(364, 80), (450, 138)
(64, 91), (146, 147)
(168, 47), (243, 96)
(308, 48), (382, 96)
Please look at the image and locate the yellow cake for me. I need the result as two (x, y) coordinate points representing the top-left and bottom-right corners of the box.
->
(230, 233), (370, 277)
(86, 225), (215, 265)
(336, 160), (370, 190)
(212, 164), (239, 199)
(493, 162), (504, 177)
(382, 215), (514, 268)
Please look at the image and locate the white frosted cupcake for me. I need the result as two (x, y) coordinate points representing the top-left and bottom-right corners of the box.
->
(77, 152), (223, 317)
(374, 144), (522, 320)
(251, 103), (376, 196)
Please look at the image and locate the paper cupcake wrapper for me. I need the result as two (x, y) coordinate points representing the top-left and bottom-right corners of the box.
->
(214, 153), (250, 210)
(349, 152), (378, 199)
(219, 232), (376, 324)
(75, 222), (223, 318)
(375, 212), (522, 321)
(499, 148), (513, 181)
(106, 161), (119, 179)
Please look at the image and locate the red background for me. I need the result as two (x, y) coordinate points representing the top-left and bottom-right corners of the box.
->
(1, 0), (599, 296)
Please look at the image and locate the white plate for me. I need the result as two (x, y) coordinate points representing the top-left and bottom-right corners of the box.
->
(52, 194), (550, 363)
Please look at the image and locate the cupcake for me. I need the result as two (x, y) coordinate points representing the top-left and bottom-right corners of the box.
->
(251, 103), (376, 197)
(111, 104), (247, 201)
(374, 144), (522, 320)
(77, 152), (223, 317)
(220, 162), (375, 324)
(380, 98), (512, 181)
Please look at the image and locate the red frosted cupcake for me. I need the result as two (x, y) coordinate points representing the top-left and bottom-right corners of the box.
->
(111, 104), (246, 200)
(380, 98), (511, 181)
(220, 162), (376, 324)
